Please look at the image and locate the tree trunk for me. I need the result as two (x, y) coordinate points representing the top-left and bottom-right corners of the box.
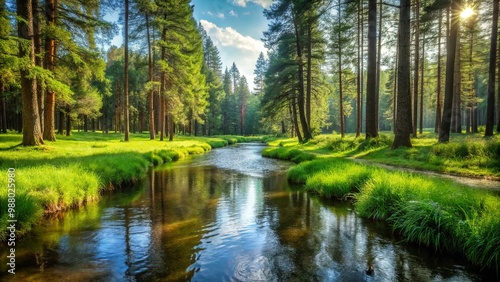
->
(435, 11), (443, 133)
(338, 3), (344, 138)
(376, 0), (382, 135)
(160, 26), (167, 141)
(146, 14), (155, 140)
(33, 0), (44, 133)
(356, 0), (362, 137)
(43, 0), (56, 141)
(123, 0), (130, 141)
(486, 0), (499, 136)
(292, 14), (312, 141)
(366, 0), (378, 139)
(392, 0), (412, 148)
(451, 40), (461, 133)
(439, 0), (461, 143)
(412, 0), (419, 137)
(393, 45), (398, 130)
(17, 0), (44, 146)
(419, 32), (425, 134)
(306, 21), (312, 128)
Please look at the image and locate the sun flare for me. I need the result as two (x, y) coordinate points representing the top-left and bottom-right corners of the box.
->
(461, 7), (475, 19)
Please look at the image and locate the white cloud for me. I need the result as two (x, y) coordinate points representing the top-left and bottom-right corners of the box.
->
(200, 20), (267, 91)
(232, 0), (273, 9)
(207, 11), (225, 19)
(229, 10), (238, 17)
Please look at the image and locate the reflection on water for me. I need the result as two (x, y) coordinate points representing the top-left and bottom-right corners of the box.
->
(0, 143), (495, 281)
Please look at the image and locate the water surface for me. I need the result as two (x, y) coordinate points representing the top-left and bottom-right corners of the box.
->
(1, 143), (495, 281)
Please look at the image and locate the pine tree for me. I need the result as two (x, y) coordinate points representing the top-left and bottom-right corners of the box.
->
(17, 0), (44, 145)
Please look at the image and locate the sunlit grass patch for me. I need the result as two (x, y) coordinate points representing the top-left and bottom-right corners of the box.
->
(0, 132), (246, 240)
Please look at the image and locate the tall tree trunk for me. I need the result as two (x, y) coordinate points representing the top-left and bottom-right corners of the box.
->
(412, 0), (419, 137)
(439, 0), (461, 142)
(338, 3), (344, 138)
(356, 0), (362, 137)
(486, 0), (499, 136)
(123, 0), (130, 141)
(451, 40), (461, 133)
(146, 14), (155, 140)
(159, 27), (167, 141)
(392, 0), (412, 148)
(292, 13), (312, 141)
(17, 0), (43, 146)
(393, 45), (398, 130)
(306, 21), (312, 128)
(419, 32), (425, 134)
(43, 0), (56, 141)
(435, 12), (442, 133)
(33, 0), (44, 133)
(376, 0), (382, 134)
(366, 0), (378, 138)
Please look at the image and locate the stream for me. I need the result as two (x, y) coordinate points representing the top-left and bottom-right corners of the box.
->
(1, 143), (496, 281)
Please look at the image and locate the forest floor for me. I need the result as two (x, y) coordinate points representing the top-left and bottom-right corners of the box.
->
(263, 131), (500, 182)
(0, 131), (260, 240)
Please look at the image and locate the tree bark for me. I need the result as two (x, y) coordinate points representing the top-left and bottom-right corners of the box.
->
(366, 0), (378, 139)
(43, 0), (56, 141)
(412, 0), (419, 137)
(338, 3), (344, 138)
(419, 32), (425, 134)
(33, 0), (44, 133)
(486, 0), (498, 136)
(392, 0), (412, 148)
(451, 40), (461, 133)
(292, 13), (312, 141)
(17, 0), (44, 146)
(123, 0), (130, 141)
(356, 0), (362, 137)
(146, 14), (155, 140)
(439, 0), (461, 142)
(435, 11), (442, 133)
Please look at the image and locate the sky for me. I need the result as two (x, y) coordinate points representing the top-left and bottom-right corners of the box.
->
(106, 0), (270, 91)
(192, 0), (271, 91)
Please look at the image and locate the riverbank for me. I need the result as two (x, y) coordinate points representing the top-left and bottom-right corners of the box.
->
(0, 132), (261, 240)
(262, 133), (500, 272)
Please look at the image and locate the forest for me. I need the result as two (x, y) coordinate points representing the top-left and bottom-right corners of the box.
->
(1, 0), (499, 147)
(1, 0), (500, 278)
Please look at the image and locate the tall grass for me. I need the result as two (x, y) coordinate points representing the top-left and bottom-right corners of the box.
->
(0, 132), (244, 240)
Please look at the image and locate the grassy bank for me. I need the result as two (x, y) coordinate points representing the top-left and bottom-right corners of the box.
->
(263, 132), (500, 179)
(0, 132), (260, 240)
(264, 134), (500, 272)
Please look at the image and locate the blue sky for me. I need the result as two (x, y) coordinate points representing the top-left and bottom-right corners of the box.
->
(106, 0), (270, 91)
(192, 0), (271, 90)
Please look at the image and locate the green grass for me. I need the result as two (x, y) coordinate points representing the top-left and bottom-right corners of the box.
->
(264, 132), (500, 271)
(263, 132), (500, 178)
(0, 131), (243, 240)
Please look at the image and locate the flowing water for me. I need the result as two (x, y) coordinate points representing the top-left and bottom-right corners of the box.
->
(1, 144), (497, 281)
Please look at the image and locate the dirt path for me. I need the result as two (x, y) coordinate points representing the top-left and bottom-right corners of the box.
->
(349, 158), (500, 192)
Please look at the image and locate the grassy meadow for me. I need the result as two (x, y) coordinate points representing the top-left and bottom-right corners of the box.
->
(263, 132), (500, 271)
(0, 131), (260, 239)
